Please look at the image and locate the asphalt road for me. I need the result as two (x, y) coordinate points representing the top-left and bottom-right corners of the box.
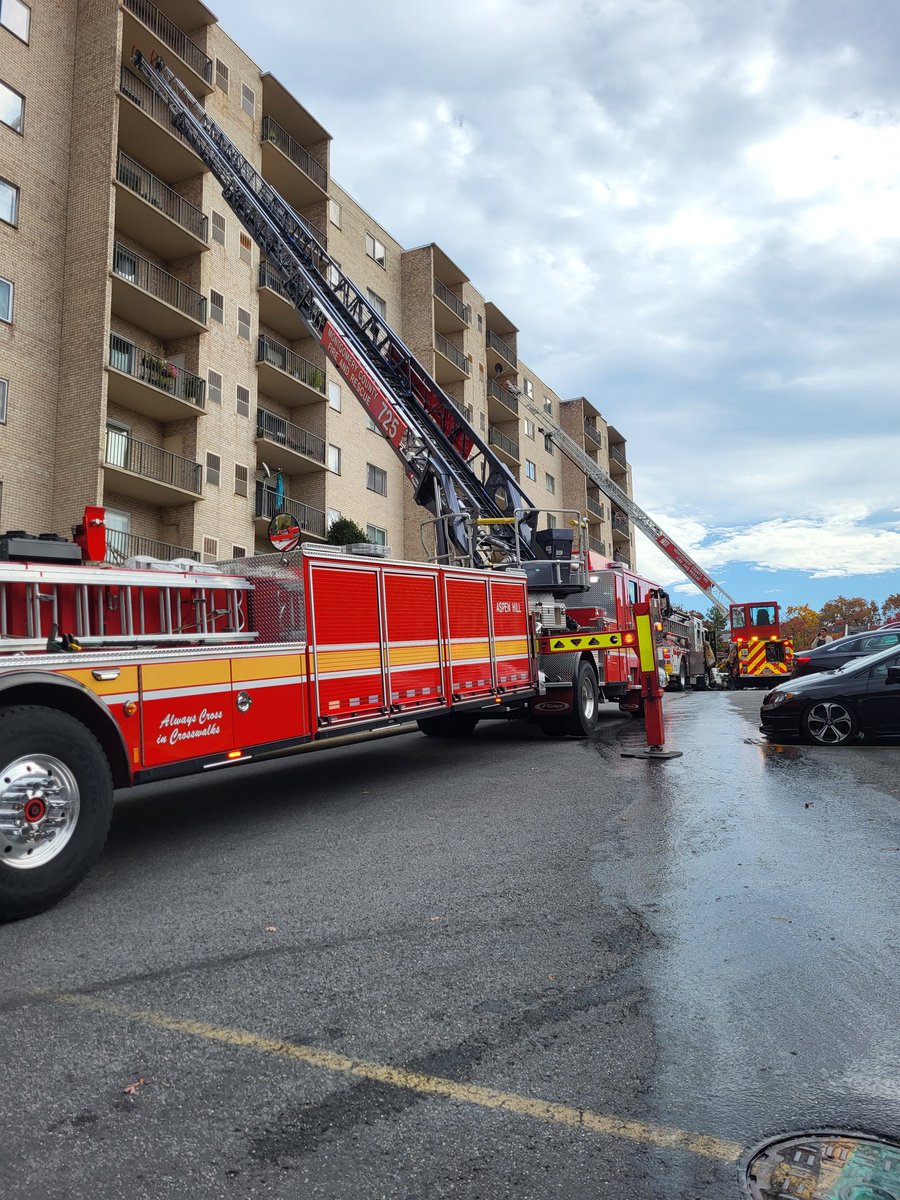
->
(1, 690), (898, 1199)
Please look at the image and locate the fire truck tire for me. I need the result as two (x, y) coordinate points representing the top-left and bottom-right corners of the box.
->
(417, 713), (479, 738)
(0, 707), (113, 923)
(565, 660), (599, 737)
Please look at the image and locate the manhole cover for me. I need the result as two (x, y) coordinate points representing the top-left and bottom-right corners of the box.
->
(743, 1131), (900, 1199)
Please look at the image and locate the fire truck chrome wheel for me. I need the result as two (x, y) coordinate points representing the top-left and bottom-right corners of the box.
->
(802, 701), (857, 746)
(0, 755), (80, 869)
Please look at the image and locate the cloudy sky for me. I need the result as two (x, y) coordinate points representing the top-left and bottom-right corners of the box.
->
(213, 0), (900, 613)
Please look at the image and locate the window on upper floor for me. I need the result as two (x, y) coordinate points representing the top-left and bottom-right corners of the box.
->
(365, 233), (386, 268)
(525, 459), (536, 482)
(367, 288), (386, 319)
(207, 370), (222, 405)
(544, 433), (554, 454)
(0, 276), (12, 323)
(366, 414), (380, 434)
(0, 378), (7, 424)
(328, 381), (341, 411)
(328, 198), (342, 228)
(524, 419), (535, 440)
(367, 462), (387, 495)
(234, 463), (249, 497)
(215, 59), (229, 94)
(366, 524), (387, 546)
(239, 232), (252, 263)
(545, 472), (556, 495)
(0, 0), (29, 43)
(327, 444), (341, 474)
(543, 396), (553, 415)
(202, 536), (218, 563)
(205, 453), (221, 487)
(327, 508), (342, 530)
(210, 290), (224, 323)
(211, 210), (226, 246)
(237, 307), (251, 340)
(0, 177), (18, 226)
(241, 82), (255, 118)
(235, 384), (250, 417)
(522, 379), (534, 398)
(0, 80), (24, 133)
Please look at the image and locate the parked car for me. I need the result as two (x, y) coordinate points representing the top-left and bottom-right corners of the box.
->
(760, 642), (900, 744)
(791, 628), (900, 677)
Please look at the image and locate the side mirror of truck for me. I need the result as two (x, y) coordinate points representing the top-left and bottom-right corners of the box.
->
(268, 512), (302, 554)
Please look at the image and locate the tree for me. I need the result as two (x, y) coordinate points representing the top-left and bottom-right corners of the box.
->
(782, 604), (820, 649)
(818, 595), (880, 635)
(882, 593), (900, 623)
(705, 605), (727, 653)
(326, 517), (368, 546)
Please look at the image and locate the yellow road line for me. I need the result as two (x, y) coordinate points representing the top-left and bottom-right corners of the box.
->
(55, 992), (742, 1163)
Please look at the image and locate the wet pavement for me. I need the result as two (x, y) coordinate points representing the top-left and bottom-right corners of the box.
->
(0, 689), (897, 1198)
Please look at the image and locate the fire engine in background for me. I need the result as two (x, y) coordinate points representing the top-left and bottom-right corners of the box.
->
(722, 601), (794, 688)
(657, 608), (717, 691)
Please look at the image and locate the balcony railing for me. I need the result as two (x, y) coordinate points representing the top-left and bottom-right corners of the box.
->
(116, 152), (208, 242)
(105, 430), (202, 495)
(105, 529), (200, 564)
(433, 278), (471, 324)
(614, 553), (631, 566)
(255, 481), (326, 539)
(487, 377), (518, 416)
(489, 426), (519, 460)
(112, 243), (207, 324)
(109, 334), (206, 409)
(588, 536), (607, 556)
(583, 421), (603, 447)
(119, 66), (197, 155)
(257, 334), (326, 393)
(123, 0), (212, 83)
(586, 496), (604, 520)
(612, 511), (630, 535)
(434, 332), (469, 374)
(261, 116), (327, 191)
(256, 409), (325, 464)
(610, 443), (627, 468)
(487, 329), (517, 368)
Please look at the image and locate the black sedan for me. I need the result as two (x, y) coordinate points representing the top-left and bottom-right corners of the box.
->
(760, 642), (900, 745)
(792, 628), (900, 677)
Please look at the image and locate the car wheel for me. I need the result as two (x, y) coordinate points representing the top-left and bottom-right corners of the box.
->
(801, 701), (858, 746)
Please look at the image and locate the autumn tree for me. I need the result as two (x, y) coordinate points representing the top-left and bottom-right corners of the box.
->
(818, 595), (880, 635)
(782, 604), (820, 649)
(705, 605), (727, 652)
(882, 593), (900, 623)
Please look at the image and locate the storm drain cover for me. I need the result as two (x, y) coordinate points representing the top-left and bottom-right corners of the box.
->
(743, 1131), (900, 1199)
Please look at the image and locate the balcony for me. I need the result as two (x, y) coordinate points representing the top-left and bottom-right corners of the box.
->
(257, 261), (308, 341)
(122, 0), (213, 97)
(105, 529), (199, 565)
(107, 334), (206, 421)
(586, 495), (604, 520)
(256, 408), (326, 475)
(433, 278), (470, 333)
(254, 481), (326, 540)
(103, 429), (202, 505)
(261, 116), (328, 207)
(115, 152), (208, 259)
(111, 244), (207, 340)
(583, 421), (603, 448)
(613, 552), (631, 567)
(486, 329), (517, 375)
(117, 66), (205, 184)
(256, 334), (326, 407)
(610, 442), (627, 469)
(612, 510), (630, 537)
(487, 377), (518, 422)
(587, 536), (607, 557)
(434, 332), (469, 384)
(489, 425), (520, 465)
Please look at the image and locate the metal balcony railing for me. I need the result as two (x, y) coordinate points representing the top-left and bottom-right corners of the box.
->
(112, 243), (207, 324)
(123, 0), (212, 83)
(588, 536), (607, 556)
(257, 334), (326, 394)
(487, 377), (518, 416)
(261, 116), (328, 191)
(119, 66), (197, 155)
(105, 430), (202, 495)
(489, 426), (519, 460)
(586, 496), (604, 520)
(610, 443), (627, 468)
(614, 553), (631, 566)
(433, 278), (471, 324)
(105, 530), (200, 564)
(583, 421), (603, 447)
(109, 334), (206, 409)
(487, 329), (517, 368)
(612, 511), (630, 535)
(255, 481), (326, 538)
(116, 152), (208, 242)
(434, 332), (469, 374)
(256, 408), (326, 464)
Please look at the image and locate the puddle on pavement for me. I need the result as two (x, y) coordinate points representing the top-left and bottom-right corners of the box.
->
(743, 1131), (900, 1199)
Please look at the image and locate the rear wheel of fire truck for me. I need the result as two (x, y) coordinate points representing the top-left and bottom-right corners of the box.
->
(0, 707), (113, 923)
(417, 713), (479, 738)
(565, 660), (599, 737)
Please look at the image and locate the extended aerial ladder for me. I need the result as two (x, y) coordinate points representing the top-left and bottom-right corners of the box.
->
(133, 52), (541, 569)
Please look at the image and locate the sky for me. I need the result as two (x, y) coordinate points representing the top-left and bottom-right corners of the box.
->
(211, 0), (900, 615)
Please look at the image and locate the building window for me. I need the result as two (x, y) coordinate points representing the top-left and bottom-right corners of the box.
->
(239, 232), (252, 263)
(366, 414), (380, 434)
(235, 384), (250, 417)
(234, 463), (249, 497)
(522, 379), (534, 398)
(231, 545), (246, 558)
(0, 0), (29, 41)
(327, 508), (341, 530)
(476, 314), (484, 333)
(525, 459), (536, 482)
(210, 290), (224, 323)
(0, 276), (12, 323)
(327, 262), (342, 288)
(205, 452), (221, 486)
(241, 83), (255, 118)
(328, 198), (342, 228)
(545, 472), (556, 495)
(207, 370), (222, 405)
(211, 210), (226, 246)
(543, 396), (553, 415)
(0, 80), (23, 133)
(524, 419), (535, 440)
(366, 462), (387, 495)
(0, 378), (7, 424)
(202, 536), (219, 563)
(237, 307), (251, 339)
(327, 443), (341, 474)
(215, 59), (229, 94)
(462, 402), (474, 423)
(366, 524), (387, 546)
(327, 381), (341, 411)
(546, 514), (557, 529)
(367, 289), (386, 319)
(479, 411), (486, 431)
(365, 233), (386, 267)
(544, 433), (554, 454)
(0, 177), (18, 226)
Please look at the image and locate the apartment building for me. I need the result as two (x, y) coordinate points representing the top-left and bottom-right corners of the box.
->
(0, 0), (636, 569)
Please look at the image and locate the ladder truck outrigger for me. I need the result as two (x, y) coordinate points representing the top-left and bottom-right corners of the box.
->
(0, 52), (670, 922)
